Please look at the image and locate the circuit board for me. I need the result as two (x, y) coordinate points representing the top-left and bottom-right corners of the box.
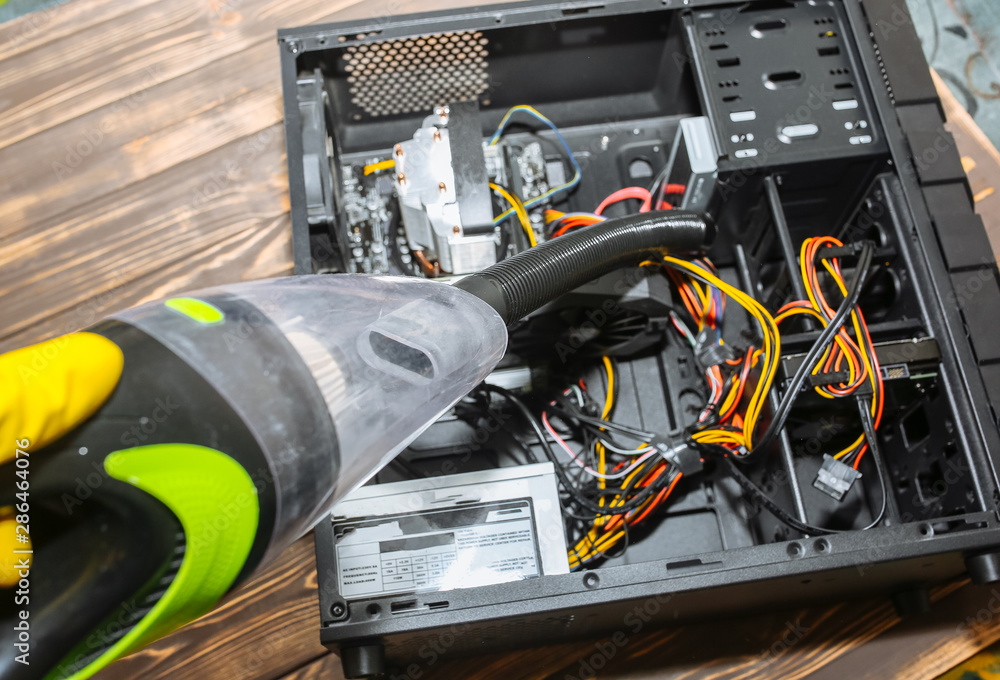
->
(336, 140), (561, 277)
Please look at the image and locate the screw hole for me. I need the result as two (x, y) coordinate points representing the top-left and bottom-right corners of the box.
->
(583, 572), (600, 589)
(787, 542), (803, 558)
(815, 538), (830, 554)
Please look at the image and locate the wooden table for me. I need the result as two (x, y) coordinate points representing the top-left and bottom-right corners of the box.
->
(3, 1), (1000, 678)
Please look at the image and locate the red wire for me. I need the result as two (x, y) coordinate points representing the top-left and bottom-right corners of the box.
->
(630, 472), (683, 525)
(719, 351), (755, 422)
(594, 187), (653, 216)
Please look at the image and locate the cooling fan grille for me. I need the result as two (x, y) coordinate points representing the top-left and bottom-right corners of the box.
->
(343, 31), (490, 118)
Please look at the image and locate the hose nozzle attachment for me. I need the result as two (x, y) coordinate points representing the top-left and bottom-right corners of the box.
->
(456, 210), (715, 324)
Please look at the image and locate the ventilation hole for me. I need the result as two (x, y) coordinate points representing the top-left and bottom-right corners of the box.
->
(718, 57), (741, 68)
(343, 30), (490, 117)
(722, 94), (741, 102)
(709, 42), (729, 50)
(751, 19), (788, 38)
(391, 600), (418, 613)
(628, 158), (654, 179)
(835, 81), (855, 89)
(562, 4), (604, 16)
(765, 70), (803, 89)
(818, 46), (841, 57)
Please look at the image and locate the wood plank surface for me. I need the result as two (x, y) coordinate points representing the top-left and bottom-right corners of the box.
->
(2, 0), (1000, 678)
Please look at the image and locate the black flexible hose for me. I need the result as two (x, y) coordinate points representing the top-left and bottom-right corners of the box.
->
(456, 210), (714, 324)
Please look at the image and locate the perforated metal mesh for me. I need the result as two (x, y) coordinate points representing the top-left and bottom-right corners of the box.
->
(343, 32), (490, 118)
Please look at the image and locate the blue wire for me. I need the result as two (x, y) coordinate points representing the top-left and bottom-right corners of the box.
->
(490, 106), (582, 224)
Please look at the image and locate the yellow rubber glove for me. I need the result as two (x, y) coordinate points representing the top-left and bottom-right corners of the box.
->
(0, 332), (124, 586)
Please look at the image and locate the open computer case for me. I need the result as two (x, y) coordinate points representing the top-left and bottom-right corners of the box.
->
(277, 0), (1000, 676)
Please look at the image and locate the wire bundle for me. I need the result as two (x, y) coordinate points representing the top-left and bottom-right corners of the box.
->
(774, 236), (884, 469)
(489, 105), (582, 226)
(445, 105), (889, 547)
(543, 179), (687, 239)
(633, 255), (782, 455)
(538, 357), (684, 569)
(661, 257), (747, 425)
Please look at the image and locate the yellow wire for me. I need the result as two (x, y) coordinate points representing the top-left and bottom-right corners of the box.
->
(601, 356), (615, 420)
(661, 256), (780, 451)
(775, 306), (861, 398)
(489, 105), (582, 224)
(490, 182), (537, 247)
(596, 356), (614, 521)
(363, 159), (395, 175)
(817, 253), (879, 459)
(798, 238), (879, 461)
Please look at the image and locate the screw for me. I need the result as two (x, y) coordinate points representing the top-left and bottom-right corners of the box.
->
(433, 129), (442, 143)
(453, 225), (461, 234)
(394, 143), (403, 156)
(397, 172), (406, 185)
(330, 602), (347, 619)
(287, 40), (302, 54)
(439, 181), (447, 193)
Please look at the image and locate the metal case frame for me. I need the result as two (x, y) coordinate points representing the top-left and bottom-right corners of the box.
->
(277, 0), (1000, 675)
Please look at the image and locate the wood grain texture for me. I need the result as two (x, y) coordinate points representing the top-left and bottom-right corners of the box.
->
(280, 654), (347, 680)
(2, 0), (1000, 678)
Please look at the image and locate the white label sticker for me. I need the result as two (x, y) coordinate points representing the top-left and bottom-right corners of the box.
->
(335, 500), (541, 599)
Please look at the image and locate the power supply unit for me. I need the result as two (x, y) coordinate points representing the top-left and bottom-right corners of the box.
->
(277, 0), (1000, 676)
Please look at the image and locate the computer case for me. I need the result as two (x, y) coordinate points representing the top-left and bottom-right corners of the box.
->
(277, 1), (1000, 677)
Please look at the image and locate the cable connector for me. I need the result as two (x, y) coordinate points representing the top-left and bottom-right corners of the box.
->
(813, 454), (862, 501)
(652, 438), (703, 475)
(694, 329), (737, 370)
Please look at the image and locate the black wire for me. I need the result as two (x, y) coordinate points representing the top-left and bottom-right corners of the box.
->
(547, 403), (656, 440)
(491, 182), (520, 256)
(508, 428), (542, 464)
(856, 397), (889, 530)
(482, 385), (671, 516)
(704, 395), (887, 536)
(497, 220), (512, 260)
(603, 520), (631, 561)
(749, 242), (875, 455)
(647, 159), (674, 211)
(386, 200), (415, 276)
